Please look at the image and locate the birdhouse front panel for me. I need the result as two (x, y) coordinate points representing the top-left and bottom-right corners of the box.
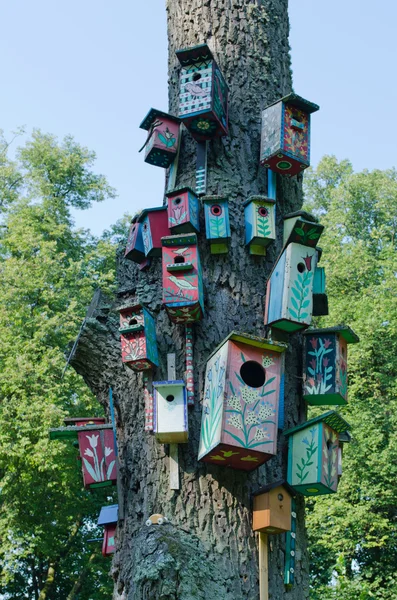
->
(162, 234), (204, 323)
(153, 381), (188, 443)
(283, 211), (324, 248)
(166, 187), (200, 234)
(139, 109), (181, 168)
(264, 243), (317, 333)
(244, 196), (276, 255)
(198, 332), (287, 471)
(124, 219), (145, 264)
(102, 523), (117, 556)
(139, 207), (169, 258)
(78, 428), (117, 489)
(119, 305), (159, 371)
(253, 484), (292, 534)
(203, 196), (230, 254)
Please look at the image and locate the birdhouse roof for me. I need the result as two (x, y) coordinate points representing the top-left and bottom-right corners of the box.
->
(284, 411), (351, 437)
(207, 331), (288, 362)
(97, 504), (118, 526)
(153, 380), (185, 388)
(49, 424), (113, 441)
(202, 195), (228, 203)
(243, 196), (276, 207)
(137, 206), (167, 222)
(283, 210), (318, 223)
(139, 108), (181, 131)
(303, 325), (360, 344)
(166, 186), (196, 198)
(176, 42), (214, 66)
(161, 233), (197, 247)
(117, 303), (143, 315)
(252, 480), (296, 497)
(265, 93), (319, 114)
(63, 417), (106, 426)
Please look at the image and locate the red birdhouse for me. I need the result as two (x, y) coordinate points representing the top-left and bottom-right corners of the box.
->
(139, 108), (182, 168)
(138, 207), (170, 258)
(97, 505), (118, 556)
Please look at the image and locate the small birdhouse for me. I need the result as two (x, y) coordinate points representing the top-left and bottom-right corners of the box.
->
(198, 332), (287, 471)
(313, 265), (329, 316)
(124, 216), (145, 264)
(283, 211), (324, 248)
(244, 196), (276, 255)
(97, 504), (118, 556)
(176, 43), (229, 140)
(162, 233), (204, 323)
(119, 304), (159, 371)
(302, 326), (360, 406)
(166, 187), (200, 234)
(264, 243), (317, 333)
(153, 380), (188, 443)
(202, 195), (231, 254)
(139, 108), (181, 168)
(138, 206), (169, 258)
(260, 93), (319, 176)
(285, 410), (351, 496)
(253, 481), (295, 534)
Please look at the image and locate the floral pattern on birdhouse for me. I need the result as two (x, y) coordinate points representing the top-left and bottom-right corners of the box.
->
(283, 211), (324, 248)
(244, 196), (276, 255)
(139, 108), (181, 168)
(138, 207), (169, 258)
(166, 187), (200, 234)
(203, 196), (230, 254)
(78, 429), (117, 489)
(119, 305), (159, 371)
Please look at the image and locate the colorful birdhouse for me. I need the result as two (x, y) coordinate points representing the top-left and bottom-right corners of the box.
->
(97, 504), (118, 556)
(119, 304), (159, 371)
(264, 243), (317, 333)
(161, 233), (204, 323)
(198, 332), (287, 471)
(176, 43), (229, 140)
(166, 187), (200, 234)
(283, 211), (324, 248)
(124, 215), (145, 264)
(244, 196), (276, 256)
(202, 195), (231, 254)
(313, 265), (329, 316)
(253, 481), (295, 534)
(138, 206), (169, 258)
(285, 411), (351, 496)
(260, 93), (319, 176)
(302, 326), (360, 406)
(153, 380), (188, 443)
(139, 108), (181, 168)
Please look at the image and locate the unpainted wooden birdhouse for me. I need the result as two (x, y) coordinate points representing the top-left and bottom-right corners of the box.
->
(166, 187), (200, 234)
(244, 196), (276, 255)
(302, 326), (360, 406)
(285, 410), (351, 496)
(97, 504), (118, 556)
(176, 43), (229, 140)
(260, 93), (319, 176)
(198, 332), (287, 471)
(139, 108), (181, 168)
(119, 304), (159, 371)
(161, 233), (204, 323)
(283, 211), (324, 248)
(124, 215), (145, 264)
(252, 481), (295, 533)
(138, 206), (169, 258)
(202, 195), (231, 254)
(264, 243), (317, 333)
(153, 380), (188, 443)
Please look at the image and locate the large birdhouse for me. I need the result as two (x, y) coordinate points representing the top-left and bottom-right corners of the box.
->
(162, 233), (204, 323)
(119, 304), (159, 371)
(285, 411), (351, 496)
(176, 43), (229, 140)
(166, 187), (200, 234)
(260, 93), (319, 176)
(138, 207), (169, 258)
(153, 380), (188, 443)
(244, 196), (276, 255)
(124, 216), (145, 264)
(139, 108), (181, 168)
(253, 481), (295, 534)
(283, 211), (324, 248)
(202, 195), (231, 254)
(198, 332), (287, 471)
(264, 243), (317, 333)
(302, 326), (360, 405)
(98, 504), (118, 556)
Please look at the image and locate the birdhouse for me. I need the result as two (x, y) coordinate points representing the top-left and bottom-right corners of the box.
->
(285, 411), (351, 496)
(153, 380), (188, 443)
(202, 195), (231, 254)
(313, 265), (328, 316)
(119, 304), (159, 371)
(124, 216), (145, 264)
(139, 108), (181, 168)
(252, 481), (295, 534)
(283, 211), (324, 248)
(97, 504), (118, 556)
(264, 243), (317, 333)
(198, 332), (287, 471)
(244, 196), (276, 256)
(161, 233), (204, 323)
(138, 206), (169, 258)
(166, 187), (200, 234)
(260, 93), (319, 176)
(176, 43), (229, 140)
(302, 326), (360, 406)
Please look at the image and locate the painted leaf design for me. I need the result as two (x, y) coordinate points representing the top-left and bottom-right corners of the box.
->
(240, 352), (246, 363)
(83, 458), (99, 482)
(289, 308), (298, 318)
(290, 297), (299, 310)
(294, 227), (305, 236)
(107, 460), (116, 479)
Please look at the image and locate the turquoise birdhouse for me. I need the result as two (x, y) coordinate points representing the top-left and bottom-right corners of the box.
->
(244, 196), (276, 256)
(202, 195), (231, 254)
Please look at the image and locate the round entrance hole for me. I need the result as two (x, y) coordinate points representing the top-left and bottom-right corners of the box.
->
(240, 361), (266, 388)
(174, 197), (182, 205)
(297, 262), (306, 273)
(258, 206), (269, 218)
(277, 493), (284, 501)
(211, 204), (222, 216)
(193, 73), (202, 81)
(166, 395), (175, 403)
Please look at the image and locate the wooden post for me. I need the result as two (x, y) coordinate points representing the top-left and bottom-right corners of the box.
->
(267, 168), (276, 200)
(143, 373), (154, 431)
(109, 387), (124, 520)
(185, 326), (194, 406)
(167, 353), (179, 490)
(195, 141), (208, 196)
(259, 533), (269, 600)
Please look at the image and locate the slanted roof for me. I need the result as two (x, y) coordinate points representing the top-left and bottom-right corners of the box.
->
(283, 210), (318, 223)
(49, 424), (113, 441)
(243, 196), (276, 207)
(284, 410), (351, 437)
(303, 325), (360, 344)
(137, 205), (167, 223)
(252, 480), (296, 497)
(176, 43), (214, 66)
(264, 93), (319, 114)
(139, 108), (181, 131)
(166, 186), (196, 197)
(206, 331), (288, 362)
(97, 504), (118, 526)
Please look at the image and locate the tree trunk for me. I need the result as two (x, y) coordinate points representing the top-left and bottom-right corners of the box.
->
(71, 1), (310, 598)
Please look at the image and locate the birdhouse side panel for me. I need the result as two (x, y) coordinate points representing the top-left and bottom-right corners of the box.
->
(336, 336), (348, 400)
(320, 424), (339, 492)
(78, 429), (117, 488)
(188, 191), (200, 232)
(124, 222), (145, 263)
(304, 333), (337, 399)
(121, 331), (147, 366)
(152, 118), (180, 154)
(168, 192), (189, 230)
(288, 425), (320, 490)
(142, 309), (159, 368)
(212, 64), (229, 134)
(102, 523), (117, 556)
(260, 101), (283, 164)
(265, 250), (286, 325)
(284, 244), (316, 326)
(282, 105), (310, 163)
(119, 307), (144, 330)
(141, 215), (153, 257)
(179, 62), (213, 119)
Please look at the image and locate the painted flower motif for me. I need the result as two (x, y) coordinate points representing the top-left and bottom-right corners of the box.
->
(323, 357), (329, 367)
(84, 448), (94, 457)
(309, 337), (318, 350)
(207, 368), (213, 382)
(258, 404), (274, 420)
(316, 373), (323, 382)
(302, 437), (309, 446)
(173, 205), (183, 222)
(105, 447), (113, 457)
(254, 429), (269, 441)
(307, 377), (315, 387)
(246, 412), (260, 426)
(262, 355), (274, 368)
(87, 434), (99, 449)
(323, 339), (332, 349)
(197, 120), (211, 130)
(241, 387), (259, 405)
(228, 395), (241, 411)
(310, 358), (316, 369)
(228, 414), (243, 430)
(302, 254), (313, 272)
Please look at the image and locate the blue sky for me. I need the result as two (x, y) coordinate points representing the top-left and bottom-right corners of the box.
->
(1, 0), (395, 235)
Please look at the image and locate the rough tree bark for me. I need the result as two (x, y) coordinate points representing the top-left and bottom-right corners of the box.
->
(71, 1), (310, 598)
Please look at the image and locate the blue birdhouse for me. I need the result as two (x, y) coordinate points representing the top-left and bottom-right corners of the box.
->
(202, 195), (231, 254)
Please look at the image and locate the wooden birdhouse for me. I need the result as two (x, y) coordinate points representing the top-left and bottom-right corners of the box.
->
(264, 243), (317, 333)
(97, 504), (118, 556)
(166, 187), (200, 234)
(119, 304), (159, 371)
(138, 206), (169, 258)
(176, 43), (229, 140)
(283, 211), (324, 248)
(139, 108), (181, 168)
(124, 215), (145, 264)
(313, 265), (329, 316)
(260, 93), (319, 176)
(161, 233), (204, 324)
(253, 481), (295, 534)
(302, 326), (360, 406)
(198, 332), (287, 471)
(202, 195), (231, 254)
(153, 380), (188, 443)
(244, 196), (276, 255)
(285, 411), (351, 496)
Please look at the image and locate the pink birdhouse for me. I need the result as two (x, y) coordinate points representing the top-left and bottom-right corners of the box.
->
(78, 428), (117, 489)
(119, 304), (159, 371)
(138, 207), (170, 258)
(139, 108), (182, 168)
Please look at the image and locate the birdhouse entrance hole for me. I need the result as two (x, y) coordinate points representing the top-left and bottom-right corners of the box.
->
(326, 439), (333, 450)
(297, 262), (306, 273)
(166, 395), (175, 402)
(174, 197), (182, 205)
(211, 205), (222, 216)
(240, 361), (266, 388)
(129, 318), (138, 326)
(193, 73), (201, 81)
(174, 256), (185, 263)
